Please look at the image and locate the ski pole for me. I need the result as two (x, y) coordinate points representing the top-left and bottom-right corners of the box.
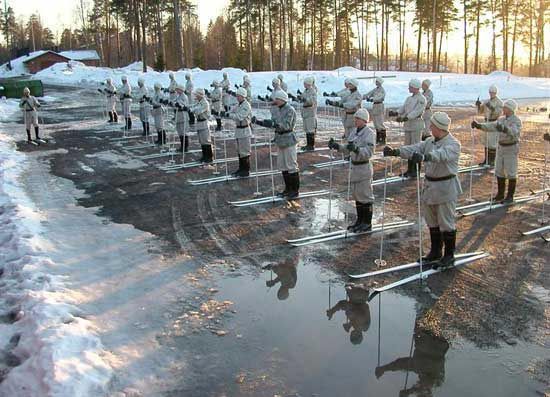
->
(253, 130), (261, 196)
(542, 137), (548, 224)
(377, 294), (382, 367)
(375, 158), (388, 268)
(223, 133), (228, 179)
(467, 124), (476, 202)
(416, 161), (424, 282)
(327, 147), (334, 231)
(212, 132), (219, 175)
(268, 134), (276, 201)
(344, 154), (352, 238)
(489, 137), (500, 211)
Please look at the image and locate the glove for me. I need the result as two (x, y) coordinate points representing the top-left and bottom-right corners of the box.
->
(383, 145), (400, 157)
(267, 86), (272, 92)
(297, 89), (302, 95)
(331, 91), (337, 96)
(396, 116), (408, 122)
(251, 116), (258, 124)
(323, 92), (329, 97)
(205, 89), (210, 96)
(411, 152), (424, 163)
(423, 152), (433, 162)
(328, 138), (340, 150)
(97, 88), (103, 93)
(475, 98), (481, 107)
(471, 120), (482, 129)
(544, 133), (550, 142)
(234, 84), (239, 89)
(326, 99), (333, 106)
(257, 95), (265, 101)
(265, 95), (270, 101)
(288, 93), (297, 101)
(388, 110), (398, 117)
(263, 119), (274, 128)
(346, 142), (358, 153)
(495, 123), (504, 132)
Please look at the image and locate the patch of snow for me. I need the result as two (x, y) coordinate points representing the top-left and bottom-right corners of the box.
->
(59, 50), (100, 61)
(0, 104), (112, 396)
(85, 150), (147, 170)
(0, 98), (20, 122)
(77, 162), (95, 173)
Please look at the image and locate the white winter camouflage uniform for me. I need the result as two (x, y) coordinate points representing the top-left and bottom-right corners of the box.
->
(341, 89), (363, 139)
(210, 86), (223, 114)
(478, 96), (504, 149)
(364, 86), (385, 131)
(221, 77), (231, 109)
(136, 86), (151, 122)
(191, 97), (211, 145)
(119, 82), (132, 119)
(479, 114), (522, 178)
(301, 86), (317, 134)
(398, 133), (462, 231)
(174, 92), (190, 137)
(398, 92), (426, 145)
(151, 90), (165, 130)
(19, 95), (40, 129)
(422, 89), (433, 138)
(103, 82), (117, 113)
(229, 99), (252, 157)
(271, 103), (298, 172)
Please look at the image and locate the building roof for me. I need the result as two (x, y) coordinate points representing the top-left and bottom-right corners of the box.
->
(59, 50), (100, 61)
(22, 50), (70, 63)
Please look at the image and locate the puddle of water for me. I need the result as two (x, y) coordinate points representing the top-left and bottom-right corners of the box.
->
(167, 260), (547, 396)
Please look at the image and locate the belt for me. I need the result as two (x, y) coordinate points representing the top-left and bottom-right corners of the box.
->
(303, 105), (312, 108)
(23, 109), (35, 112)
(212, 100), (220, 102)
(373, 101), (383, 104)
(425, 174), (456, 182)
(346, 111), (356, 114)
(197, 117), (206, 122)
(352, 160), (369, 165)
(153, 105), (161, 109)
(236, 124), (250, 129)
(499, 141), (517, 147)
(488, 118), (498, 122)
(276, 130), (292, 134)
(425, 107), (431, 110)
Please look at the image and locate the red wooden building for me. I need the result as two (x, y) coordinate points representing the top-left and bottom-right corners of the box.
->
(22, 51), (71, 74)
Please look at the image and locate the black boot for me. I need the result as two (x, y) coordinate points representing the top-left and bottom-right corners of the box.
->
(127, 118), (132, 130)
(188, 111), (195, 125)
(108, 112), (114, 123)
(204, 144), (213, 163)
(355, 203), (373, 233)
(409, 161), (420, 179)
(503, 178), (516, 203)
(232, 157), (243, 176)
(155, 130), (162, 145)
(142, 121), (147, 136)
(493, 177), (506, 202)
(478, 148), (488, 166)
(422, 227), (443, 263)
(34, 126), (40, 140)
(488, 148), (496, 166)
(348, 202), (363, 231)
(241, 156), (250, 177)
(113, 112), (118, 123)
(216, 118), (222, 131)
(277, 171), (290, 197)
(287, 172), (300, 199)
(301, 133), (315, 151)
(380, 129), (386, 144)
(178, 136), (185, 152)
(184, 136), (189, 152)
(200, 145), (207, 162)
(435, 230), (456, 269)
(26, 129), (32, 143)
(161, 130), (167, 145)
(376, 130), (382, 144)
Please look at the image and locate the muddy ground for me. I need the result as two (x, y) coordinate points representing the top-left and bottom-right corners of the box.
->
(12, 85), (550, 396)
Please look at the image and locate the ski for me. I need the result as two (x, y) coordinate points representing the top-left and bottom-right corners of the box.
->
(35, 138), (49, 144)
(159, 156), (239, 171)
(188, 169), (278, 185)
(368, 252), (490, 301)
(521, 224), (550, 236)
(312, 159), (348, 169)
(460, 193), (549, 217)
(347, 251), (485, 279)
(229, 189), (330, 207)
(27, 140), (39, 146)
(286, 219), (411, 243)
(110, 134), (147, 142)
(123, 143), (158, 150)
(288, 221), (415, 247)
(542, 234), (550, 242)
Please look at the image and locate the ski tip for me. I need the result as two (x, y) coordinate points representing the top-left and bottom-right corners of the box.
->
(367, 291), (379, 302)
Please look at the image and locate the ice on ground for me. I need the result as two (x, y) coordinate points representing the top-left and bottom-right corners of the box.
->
(0, 102), (112, 396)
(0, 98), (20, 122)
(86, 150), (147, 170)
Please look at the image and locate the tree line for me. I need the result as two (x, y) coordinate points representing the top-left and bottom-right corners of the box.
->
(1, 0), (548, 77)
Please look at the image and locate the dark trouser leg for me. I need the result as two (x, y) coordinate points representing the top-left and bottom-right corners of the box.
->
(503, 178), (516, 203)
(34, 126), (39, 139)
(380, 129), (386, 144)
(241, 156), (250, 177)
(127, 117), (132, 130)
(108, 112), (113, 122)
(204, 145), (213, 163)
(348, 202), (363, 231)
(26, 129), (32, 142)
(188, 111), (195, 125)
(376, 130), (382, 144)
(437, 230), (457, 268)
(355, 202), (373, 233)
(278, 171), (290, 197)
(422, 227), (443, 262)
(142, 121), (147, 136)
(156, 130), (161, 144)
(145, 122), (150, 135)
(493, 177), (506, 202)
(287, 172), (300, 199)
(184, 136), (189, 152)
(113, 112), (118, 122)
(232, 156), (243, 176)
(179, 136), (185, 152)
(216, 118), (222, 131)
(488, 148), (496, 166)
(162, 130), (167, 145)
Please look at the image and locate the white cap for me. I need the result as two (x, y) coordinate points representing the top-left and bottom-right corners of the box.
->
(409, 78), (421, 89)
(169, 72), (175, 79)
(212, 80), (219, 87)
(154, 82), (162, 90)
(23, 87), (30, 95)
(272, 78), (281, 86)
(185, 73), (191, 79)
(278, 74), (284, 80)
(236, 87), (248, 97)
(106, 78), (112, 84)
(138, 77), (144, 85)
(375, 77), (384, 85)
(243, 75), (250, 82)
(431, 112), (451, 130)
(273, 90), (288, 102)
(223, 72), (228, 78)
(503, 99), (518, 112)
(304, 77), (314, 85)
(121, 75), (128, 81)
(194, 88), (205, 97)
(422, 79), (432, 87)
(344, 78), (351, 85)
(348, 78), (359, 88)
(489, 84), (498, 93)
(354, 108), (370, 122)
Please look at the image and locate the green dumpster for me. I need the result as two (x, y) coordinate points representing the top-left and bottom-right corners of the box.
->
(0, 79), (43, 98)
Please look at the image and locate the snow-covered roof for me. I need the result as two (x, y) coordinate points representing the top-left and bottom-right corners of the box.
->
(59, 50), (100, 61)
(22, 50), (70, 63)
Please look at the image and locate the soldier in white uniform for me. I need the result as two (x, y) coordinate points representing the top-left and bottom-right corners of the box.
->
(19, 87), (41, 143)
(166, 72), (177, 102)
(228, 87), (253, 177)
(119, 75), (133, 130)
(151, 82), (166, 145)
(421, 79), (433, 140)
(388, 78), (426, 178)
(173, 85), (190, 152)
(136, 78), (151, 137)
(190, 88), (213, 163)
(242, 75), (252, 102)
(278, 74), (288, 92)
(326, 78), (363, 140)
(98, 78), (118, 123)
(472, 99), (522, 203)
(475, 85), (503, 166)
(384, 112), (462, 268)
(209, 80), (224, 131)
(184, 72), (195, 125)
(328, 109), (376, 233)
(221, 72), (231, 112)
(364, 77), (386, 144)
(299, 76), (318, 151)
(253, 91), (300, 199)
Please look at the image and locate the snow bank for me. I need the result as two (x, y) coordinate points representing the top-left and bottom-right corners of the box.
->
(0, 50), (49, 77)
(0, 103), (112, 396)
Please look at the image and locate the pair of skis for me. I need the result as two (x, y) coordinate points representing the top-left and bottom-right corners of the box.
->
(228, 189), (330, 207)
(286, 220), (415, 247)
(347, 251), (490, 301)
(458, 189), (550, 217)
(27, 138), (49, 146)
